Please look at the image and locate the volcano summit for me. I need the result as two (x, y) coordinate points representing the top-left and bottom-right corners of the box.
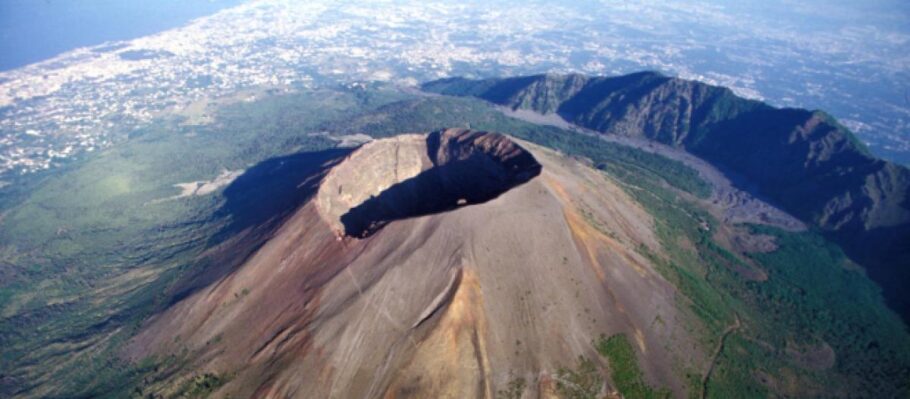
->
(127, 128), (694, 398)
(318, 129), (542, 238)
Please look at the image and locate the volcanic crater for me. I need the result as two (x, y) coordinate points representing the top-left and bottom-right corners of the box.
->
(316, 128), (543, 237)
(129, 127), (690, 399)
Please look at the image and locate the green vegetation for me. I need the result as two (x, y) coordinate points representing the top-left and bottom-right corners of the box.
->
(596, 334), (671, 399)
(175, 372), (228, 398)
(616, 155), (910, 396)
(496, 376), (527, 399)
(555, 356), (602, 399)
(553, 334), (669, 399)
(0, 85), (407, 397)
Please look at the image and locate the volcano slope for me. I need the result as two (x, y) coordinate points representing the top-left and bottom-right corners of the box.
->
(127, 128), (698, 398)
(423, 73), (910, 318)
(2, 83), (907, 399)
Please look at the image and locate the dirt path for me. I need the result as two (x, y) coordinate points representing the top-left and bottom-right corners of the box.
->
(700, 314), (742, 399)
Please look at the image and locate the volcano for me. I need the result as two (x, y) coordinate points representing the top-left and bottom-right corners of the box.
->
(127, 128), (696, 398)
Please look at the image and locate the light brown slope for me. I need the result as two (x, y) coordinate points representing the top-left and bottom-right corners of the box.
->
(127, 129), (704, 398)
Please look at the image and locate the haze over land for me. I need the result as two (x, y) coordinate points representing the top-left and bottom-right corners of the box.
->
(1, 0), (909, 183)
(1, 1), (910, 398)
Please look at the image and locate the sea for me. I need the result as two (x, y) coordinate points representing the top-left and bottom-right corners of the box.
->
(0, 0), (244, 71)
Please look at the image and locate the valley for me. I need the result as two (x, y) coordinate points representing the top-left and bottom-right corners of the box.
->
(495, 104), (806, 232)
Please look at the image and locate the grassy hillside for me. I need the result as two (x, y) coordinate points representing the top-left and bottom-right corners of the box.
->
(0, 86), (406, 397)
(620, 152), (910, 397)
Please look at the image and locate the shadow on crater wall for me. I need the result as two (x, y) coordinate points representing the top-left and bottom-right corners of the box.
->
(341, 130), (541, 237)
(169, 148), (352, 305)
(216, 148), (353, 238)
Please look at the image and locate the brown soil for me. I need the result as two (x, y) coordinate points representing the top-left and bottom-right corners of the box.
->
(127, 130), (705, 398)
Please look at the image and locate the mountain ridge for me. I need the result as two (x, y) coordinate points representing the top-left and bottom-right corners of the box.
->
(423, 72), (910, 317)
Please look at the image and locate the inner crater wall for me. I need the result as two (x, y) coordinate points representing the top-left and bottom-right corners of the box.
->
(316, 134), (430, 233)
(315, 129), (541, 237)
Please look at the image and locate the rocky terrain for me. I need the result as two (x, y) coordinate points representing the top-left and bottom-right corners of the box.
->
(127, 129), (701, 398)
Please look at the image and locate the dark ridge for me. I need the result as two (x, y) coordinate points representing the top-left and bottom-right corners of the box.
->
(340, 129), (541, 238)
(423, 73), (910, 321)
